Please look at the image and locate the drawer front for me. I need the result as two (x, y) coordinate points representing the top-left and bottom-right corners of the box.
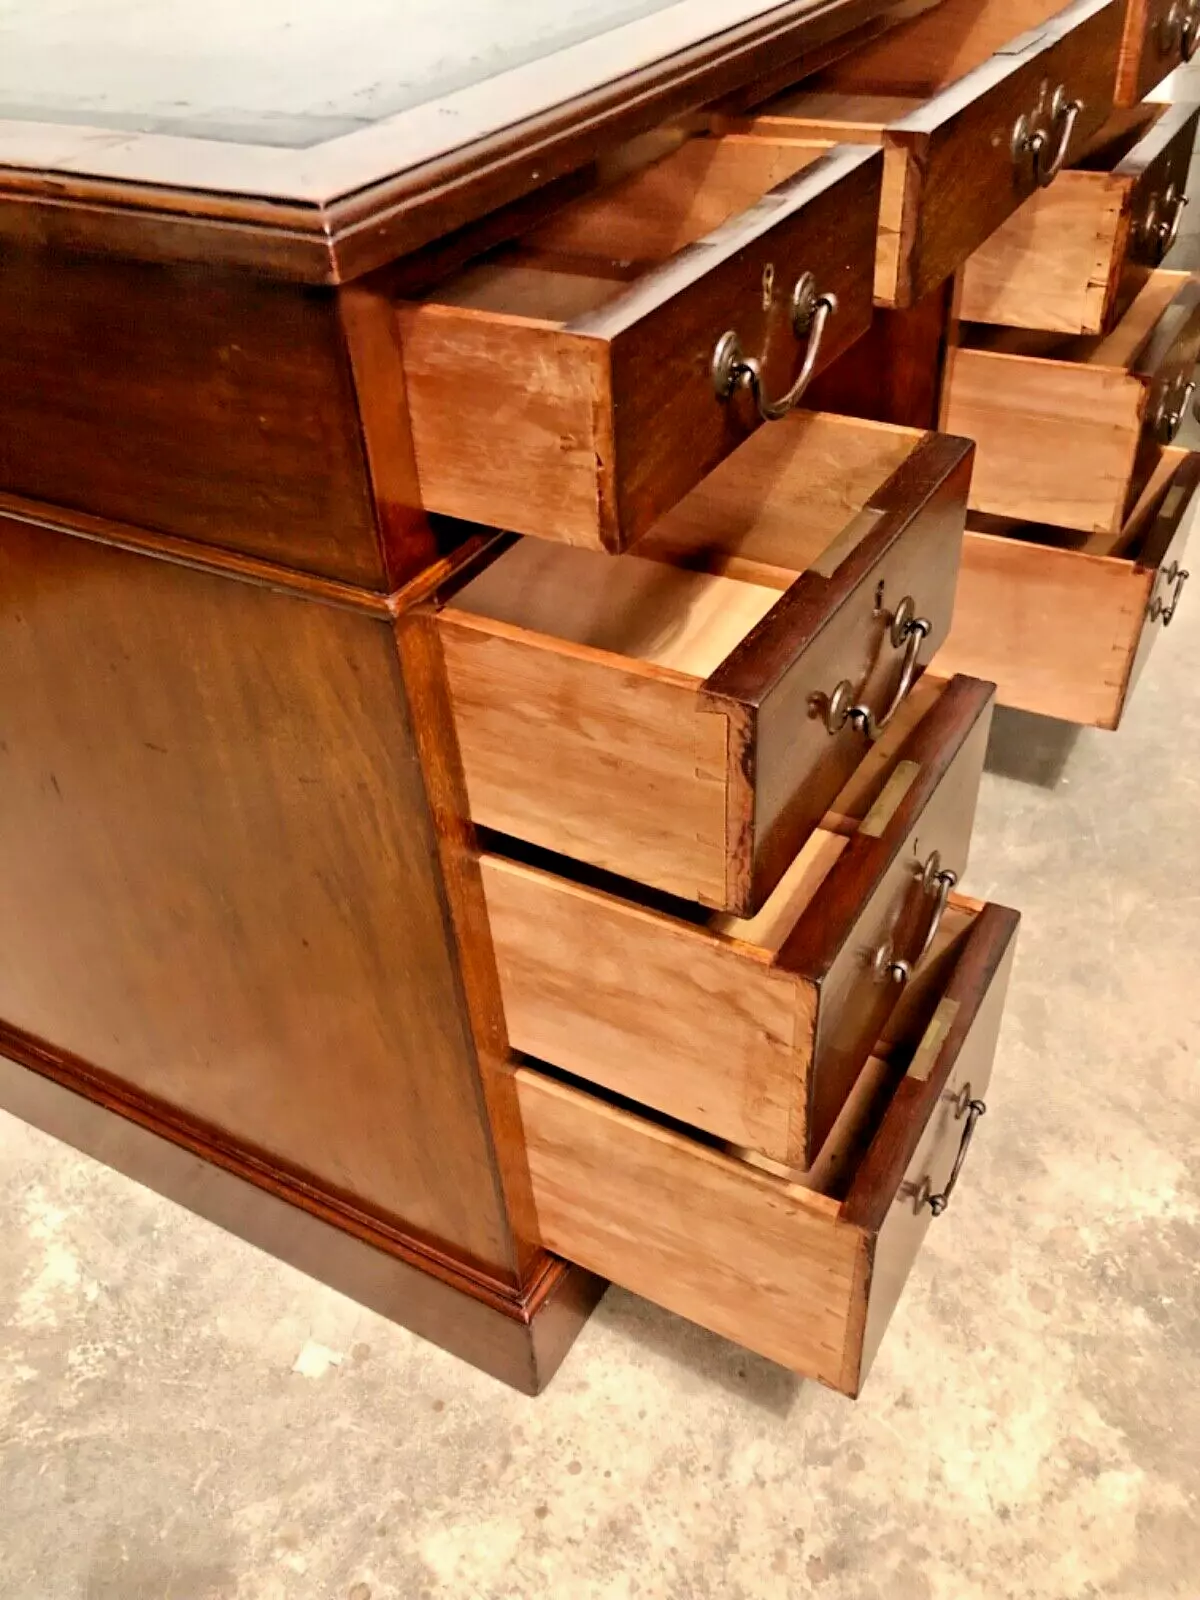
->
(482, 675), (995, 1167)
(959, 102), (1200, 336)
(1125, 451), (1200, 706)
(399, 144), (880, 553)
(515, 902), (1019, 1395)
(1137, 278), (1200, 455)
(779, 675), (995, 1155)
(1117, 0), (1193, 104)
(885, 0), (1123, 305)
(704, 431), (972, 914)
(1122, 103), (1200, 290)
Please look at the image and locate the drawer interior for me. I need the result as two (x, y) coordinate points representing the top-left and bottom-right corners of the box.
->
(404, 134), (832, 327)
(958, 268), (1188, 371)
(1072, 101), (1170, 173)
(447, 410), (925, 677)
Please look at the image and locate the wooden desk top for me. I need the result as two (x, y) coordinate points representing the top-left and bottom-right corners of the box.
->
(0, 0), (913, 280)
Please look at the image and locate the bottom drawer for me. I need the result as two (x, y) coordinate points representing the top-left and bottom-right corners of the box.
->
(515, 897), (1018, 1396)
(931, 447), (1199, 727)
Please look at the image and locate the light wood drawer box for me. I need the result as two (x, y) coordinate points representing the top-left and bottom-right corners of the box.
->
(930, 447), (1200, 727)
(437, 413), (970, 917)
(515, 896), (1019, 1395)
(395, 136), (880, 552)
(716, 0), (1123, 308)
(482, 673), (995, 1169)
(1115, 0), (1200, 106)
(944, 269), (1200, 537)
(960, 101), (1200, 335)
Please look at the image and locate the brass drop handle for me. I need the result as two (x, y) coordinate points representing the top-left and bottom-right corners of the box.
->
(1161, 0), (1200, 60)
(873, 850), (958, 987)
(1012, 86), (1083, 189)
(1150, 560), (1190, 626)
(927, 1097), (987, 1217)
(1142, 182), (1188, 262)
(1155, 375), (1196, 443)
(712, 271), (838, 422)
(823, 595), (930, 740)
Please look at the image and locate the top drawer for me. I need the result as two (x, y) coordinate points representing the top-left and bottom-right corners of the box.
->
(395, 137), (880, 551)
(717, 0), (1124, 308)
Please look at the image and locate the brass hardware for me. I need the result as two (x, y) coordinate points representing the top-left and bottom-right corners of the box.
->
(823, 595), (930, 740)
(1150, 560), (1190, 626)
(1011, 85), (1083, 189)
(1154, 374), (1196, 444)
(928, 1096), (987, 1216)
(873, 850), (958, 987)
(1141, 182), (1188, 262)
(907, 997), (962, 1082)
(1160, 0), (1200, 60)
(859, 759), (921, 839)
(712, 271), (838, 422)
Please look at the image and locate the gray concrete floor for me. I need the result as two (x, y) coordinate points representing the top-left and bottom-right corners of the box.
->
(7, 81), (1200, 1600)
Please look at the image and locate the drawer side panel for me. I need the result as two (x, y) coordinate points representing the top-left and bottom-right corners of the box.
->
(516, 1068), (863, 1386)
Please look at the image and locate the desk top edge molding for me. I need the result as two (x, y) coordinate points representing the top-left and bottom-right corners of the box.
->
(0, 0), (916, 283)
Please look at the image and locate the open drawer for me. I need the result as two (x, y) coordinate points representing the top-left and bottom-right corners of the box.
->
(960, 101), (1200, 335)
(930, 448), (1200, 726)
(715, 0), (1123, 308)
(395, 136), (880, 552)
(943, 269), (1200, 536)
(515, 896), (1019, 1395)
(482, 673), (995, 1169)
(438, 413), (971, 916)
(1115, 0), (1200, 105)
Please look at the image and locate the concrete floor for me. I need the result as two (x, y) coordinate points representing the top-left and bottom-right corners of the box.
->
(7, 89), (1200, 1600)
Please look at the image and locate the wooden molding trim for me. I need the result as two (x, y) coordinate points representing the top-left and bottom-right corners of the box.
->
(0, 487), (497, 617)
(0, 0), (907, 283)
(0, 1017), (530, 1300)
(0, 1020), (608, 1394)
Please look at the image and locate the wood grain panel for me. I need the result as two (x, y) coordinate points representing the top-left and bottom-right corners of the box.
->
(0, 514), (517, 1274)
(943, 344), (1145, 532)
(482, 843), (835, 1159)
(0, 248), (384, 585)
(516, 1067), (863, 1388)
(440, 616), (732, 906)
